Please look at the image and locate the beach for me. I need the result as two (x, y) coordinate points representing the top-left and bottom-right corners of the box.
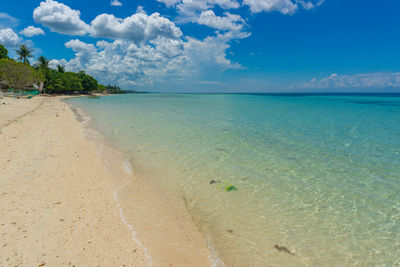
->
(2, 94), (399, 266)
(0, 96), (211, 266)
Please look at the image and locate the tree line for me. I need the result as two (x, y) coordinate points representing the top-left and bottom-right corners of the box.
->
(0, 43), (124, 95)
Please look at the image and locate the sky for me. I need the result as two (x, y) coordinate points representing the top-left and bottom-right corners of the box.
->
(1, 0), (400, 92)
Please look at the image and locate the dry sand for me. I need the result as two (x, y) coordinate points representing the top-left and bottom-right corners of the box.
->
(0, 96), (211, 266)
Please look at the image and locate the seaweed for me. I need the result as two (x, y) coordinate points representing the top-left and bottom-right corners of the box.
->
(274, 245), (294, 255)
(224, 185), (238, 192)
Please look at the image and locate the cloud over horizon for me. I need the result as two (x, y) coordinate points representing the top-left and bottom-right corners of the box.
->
(30, 0), (247, 89)
(298, 72), (400, 89)
(9, 0), (391, 92)
(50, 31), (241, 90)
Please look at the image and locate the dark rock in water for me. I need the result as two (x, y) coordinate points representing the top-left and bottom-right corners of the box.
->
(274, 245), (294, 255)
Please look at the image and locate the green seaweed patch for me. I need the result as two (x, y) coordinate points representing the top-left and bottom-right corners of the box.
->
(224, 185), (238, 192)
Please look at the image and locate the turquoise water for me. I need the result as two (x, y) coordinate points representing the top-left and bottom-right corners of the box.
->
(67, 94), (400, 266)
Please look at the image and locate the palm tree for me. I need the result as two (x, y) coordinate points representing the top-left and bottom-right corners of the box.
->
(37, 56), (49, 70)
(16, 44), (33, 65)
(57, 64), (65, 73)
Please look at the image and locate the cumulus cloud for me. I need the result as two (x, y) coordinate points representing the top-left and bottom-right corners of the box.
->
(110, 0), (122, 6)
(157, 0), (240, 19)
(158, 0), (240, 11)
(51, 32), (240, 90)
(156, 1), (249, 39)
(32, 0), (183, 43)
(243, 0), (298, 14)
(0, 28), (21, 47)
(33, 0), (90, 35)
(299, 73), (400, 89)
(197, 10), (245, 32)
(64, 39), (98, 66)
(34, 0), (324, 91)
(157, 0), (181, 7)
(31, 0), (244, 91)
(159, 0), (323, 15)
(20, 26), (45, 37)
(90, 12), (183, 42)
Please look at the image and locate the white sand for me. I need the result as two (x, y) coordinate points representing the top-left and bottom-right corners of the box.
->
(0, 96), (210, 266)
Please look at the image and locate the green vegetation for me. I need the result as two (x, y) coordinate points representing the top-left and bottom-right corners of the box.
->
(0, 43), (125, 95)
(0, 58), (43, 93)
(16, 44), (34, 65)
(57, 64), (65, 73)
(0, 44), (8, 59)
(103, 84), (126, 94)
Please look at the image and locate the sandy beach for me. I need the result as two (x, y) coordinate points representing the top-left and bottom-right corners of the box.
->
(0, 96), (211, 266)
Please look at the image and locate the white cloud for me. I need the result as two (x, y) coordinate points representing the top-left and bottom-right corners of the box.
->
(184, 35), (241, 70)
(157, 0), (240, 19)
(33, 0), (90, 35)
(157, 0), (181, 7)
(299, 73), (400, 89)
(157, 1), (249, 39)
(110, 0), (122, 6)
(32, 0), (325, 92)
(242, 0), (298, 14)
(136, 6), (146, 14)
(90, 12), (183, 42)
(299, 0), (325, 10)
(0, 28), (21, 47)
(52, 33), (240, 90)
(65, 39), (97, 54)
(197, 10), (245, 32)
(20, 26), (45, 37)
(0, 12), (19, 29)
(241, 0), (323, 14)
(34, 0), (251, 91)
(212, 0), (240, 9)
(158, 0), (323, 15)
(63, 39), (98, 69)
(32, 0), (184, 44)
(158, 0), (240, 10)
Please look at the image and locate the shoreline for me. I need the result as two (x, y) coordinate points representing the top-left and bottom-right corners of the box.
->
(68, 101), (213, 266)
(0, 96), (211, 266)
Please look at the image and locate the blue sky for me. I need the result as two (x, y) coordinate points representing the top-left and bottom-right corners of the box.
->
(1, 0), (400, 92)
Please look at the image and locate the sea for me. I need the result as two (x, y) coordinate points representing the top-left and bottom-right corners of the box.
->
(66, 93), (400, 266)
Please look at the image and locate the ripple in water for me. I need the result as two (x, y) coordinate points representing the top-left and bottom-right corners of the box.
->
(67, 94), (400, 266)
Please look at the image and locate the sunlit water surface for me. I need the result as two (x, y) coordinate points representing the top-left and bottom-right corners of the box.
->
(67, 94), (400, 266)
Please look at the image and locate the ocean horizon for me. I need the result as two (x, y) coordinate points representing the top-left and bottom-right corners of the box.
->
(67, 93), (400, 266)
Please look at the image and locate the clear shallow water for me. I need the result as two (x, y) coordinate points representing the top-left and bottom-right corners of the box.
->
(67, 94), (400, 266)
